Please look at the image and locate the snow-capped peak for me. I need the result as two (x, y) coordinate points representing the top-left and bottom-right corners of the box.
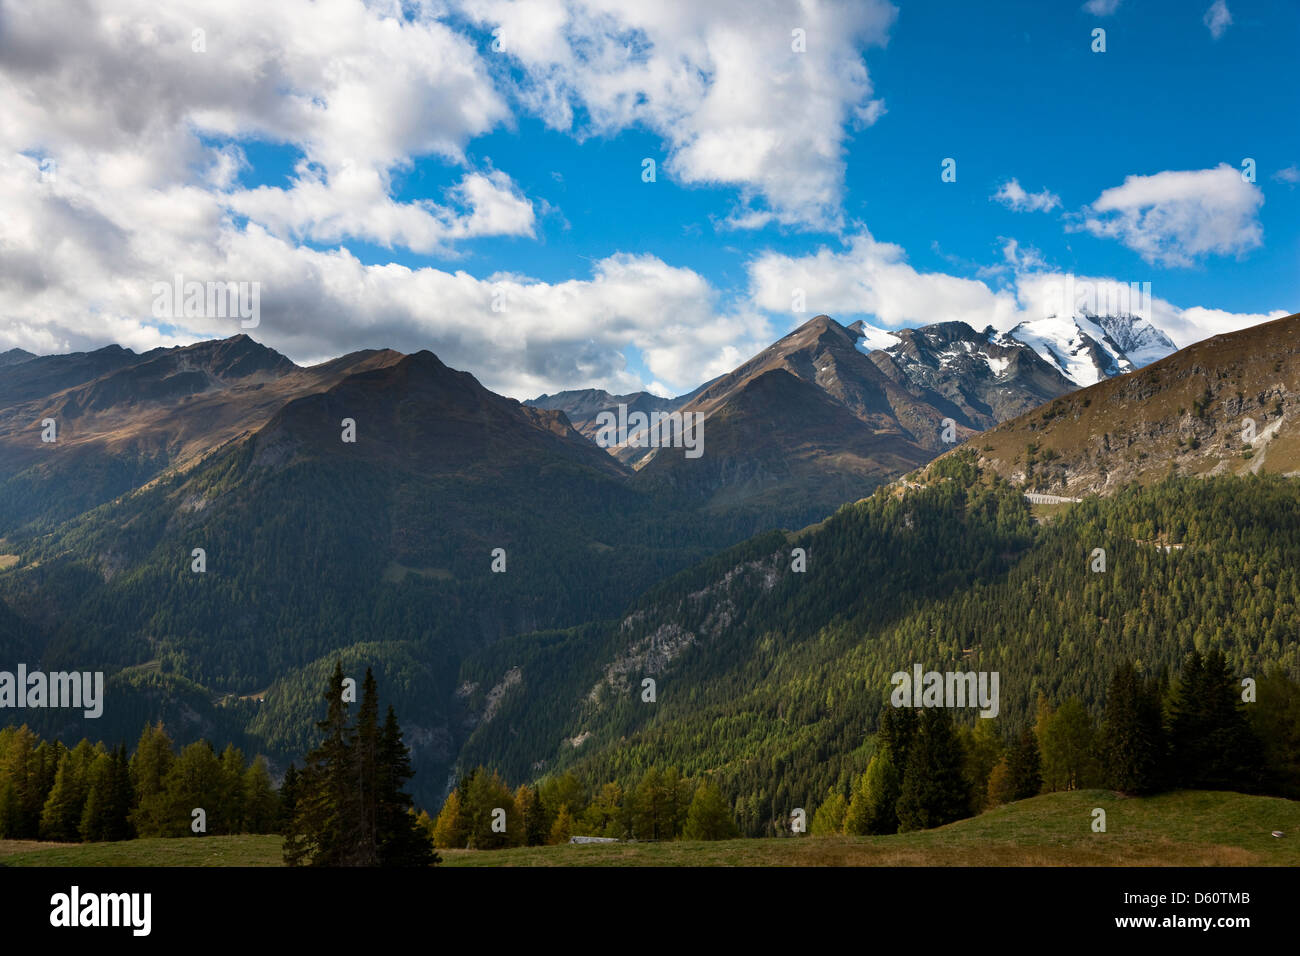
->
(1090, 313), (1178, 368)
(1006, 312), (1175, 387)
(850, 320), (902, 353)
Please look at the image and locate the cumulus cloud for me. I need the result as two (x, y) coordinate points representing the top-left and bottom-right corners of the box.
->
(0, 133), (770, 396)
(0, 0), (1286, 402)
(227, 167), (536, 254)
(0, 0), (530, 257)
(992, 179), (1061, 213)
(459, 0), (898, 230)
(1204, 0), (1232, 39)
(1073, 164), (1264, 267)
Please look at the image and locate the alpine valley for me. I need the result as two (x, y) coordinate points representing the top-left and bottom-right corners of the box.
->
(1, 309), (1296, 818)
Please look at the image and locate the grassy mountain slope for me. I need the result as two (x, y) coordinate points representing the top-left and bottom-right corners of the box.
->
(961, 311), (1300, 496)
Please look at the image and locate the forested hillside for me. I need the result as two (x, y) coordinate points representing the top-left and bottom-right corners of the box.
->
(452, 455), (1300, 831)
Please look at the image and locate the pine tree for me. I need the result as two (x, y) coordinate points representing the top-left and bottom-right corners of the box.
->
(277, 763), (300, 836)
(845, 750), (901, 835)
(1006, 729), (1042, 801)
(895, 709), (970, 832)
(349, 669), (381, 866)
(1250, 667), (1300, 797)
(632, 767), (668, 841)
(878, 706), (918, 772)
(284, 665), (435, 866)
(1101, 662), (1164, 794)
(376, 705), (436, 865)
(108, 744), (135, 840)
(1168, 649), (1265, 791)
(285, 662), (354, 866)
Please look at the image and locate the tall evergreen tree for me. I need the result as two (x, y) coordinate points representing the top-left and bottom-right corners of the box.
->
(349, 669), (381, 866)
(1167, 649), (1266, 791)
(895, 709), (970, 832)
(278, 763), (300, 836)
(285, 662), (354, 866)
(1101, 662), (1164, 794)
(1006, 729), (1042, 801)
(376, 705), (436, 866)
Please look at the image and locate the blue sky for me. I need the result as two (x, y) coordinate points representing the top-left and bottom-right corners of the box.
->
(2, 0), (1296, 397)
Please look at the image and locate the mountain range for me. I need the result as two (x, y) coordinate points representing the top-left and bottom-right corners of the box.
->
(0, 305), (1277, 810)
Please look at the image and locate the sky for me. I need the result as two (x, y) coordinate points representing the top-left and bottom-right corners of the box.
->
(1, 0), (1296, 399)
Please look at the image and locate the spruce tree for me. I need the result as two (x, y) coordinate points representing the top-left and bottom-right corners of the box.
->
(521, 785), (549, 845)
(278, 763), (300, 836)
(1006, 729), (1042, 801)
(376, 705), (436, 865)
(349, 669), (381, 865)
(895, 709), (970, 832)
(1101, 662), (1164, 794)
(285, 662), (354, 866)
(1168, 649), (1266, 792)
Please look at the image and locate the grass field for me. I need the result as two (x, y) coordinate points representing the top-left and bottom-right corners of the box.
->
(1, 790), (1295, 867)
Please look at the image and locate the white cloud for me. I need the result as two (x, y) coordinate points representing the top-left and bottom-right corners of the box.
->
(992, 179), (1061, 213)
(0, 139), (770, 396)
(747, 231), (1022, 329)
(227, 167), (535, 254)
(746, 232), (1286, 352)
(1082, 0), (1121, 16)
(1074, 164), (1264, 267)
(458, 0), (898, 230)
(0, 0), (525, 257)
(1204, 0), (1232, 39)
(1273, 165), (1300, 186)
(999, 238), (1048, 272)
